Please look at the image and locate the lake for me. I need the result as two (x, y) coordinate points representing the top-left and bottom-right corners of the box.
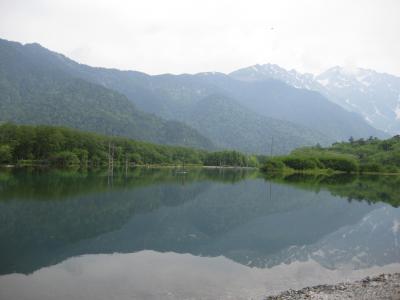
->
(0, 167), (399, 299)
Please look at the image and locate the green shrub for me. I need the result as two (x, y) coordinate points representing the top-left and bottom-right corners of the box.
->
(319, 156), (358, 173)
(247, 155), (259, 167)
(281, 157), (318, 170)
(261, 159), (285, 172)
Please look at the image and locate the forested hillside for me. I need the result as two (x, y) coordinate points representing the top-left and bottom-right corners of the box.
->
(180, 94), (330, 153)
(0, 39), (213, 149)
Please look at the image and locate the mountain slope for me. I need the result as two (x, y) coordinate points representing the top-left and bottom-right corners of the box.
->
(0, 38), (214, 149)
(200, 72), (386, 141)
(231, 63), (399, 136)
(67, 60), (385, 142)
(1, 38), (386, 154)
(0, 39), (331, 154)
(316, 67), (400, 135)
(179, 94), (331, 154)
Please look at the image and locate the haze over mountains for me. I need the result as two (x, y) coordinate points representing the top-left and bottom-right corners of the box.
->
(0, 38), (396, 155)
(231, 64), (400, 135)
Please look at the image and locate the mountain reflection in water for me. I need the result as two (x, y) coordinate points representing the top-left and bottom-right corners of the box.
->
(0, 168), (399, 299)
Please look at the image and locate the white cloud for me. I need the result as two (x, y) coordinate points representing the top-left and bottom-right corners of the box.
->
(0, 0), (399, 76)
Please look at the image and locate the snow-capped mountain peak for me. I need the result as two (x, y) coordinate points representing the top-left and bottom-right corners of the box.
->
(230, 64), (319, 90)
(316, 66), (379, 89)
(230, 63), (400, 135)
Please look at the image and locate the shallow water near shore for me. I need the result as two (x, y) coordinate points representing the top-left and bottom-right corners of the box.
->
(0, 168), (399, 299)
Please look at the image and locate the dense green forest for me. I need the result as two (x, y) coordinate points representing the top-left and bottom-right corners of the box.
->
(261, 135), (400, 174)
(0, 123), (257, 167)
(0, 39), (214, 150)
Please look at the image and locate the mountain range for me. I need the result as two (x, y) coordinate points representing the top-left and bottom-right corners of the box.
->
(231, 63), (400, 135)
(0, 38), (396, 154)
(0, 39), (216, 149)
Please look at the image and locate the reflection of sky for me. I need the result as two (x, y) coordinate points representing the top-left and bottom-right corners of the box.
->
(1, 252), (399, 300)
(1, 205), (399, 300)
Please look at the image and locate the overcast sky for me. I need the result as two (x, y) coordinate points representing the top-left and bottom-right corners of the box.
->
(1, 0), (399, 76)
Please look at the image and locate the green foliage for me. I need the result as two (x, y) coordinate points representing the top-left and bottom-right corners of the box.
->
(263, 136), (400, 174)
(0, 123), (255, 167)
(50, 151), (80, 167)
(72, 149), (89, 166)
(318, 156), (359, 173)
(281, 156), (319, 170)
(0, 145), (12, 163)
(247, 155), (259, 167)
(260, 158), (285, 172)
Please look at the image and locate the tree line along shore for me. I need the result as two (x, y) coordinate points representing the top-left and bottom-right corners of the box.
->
(0, 123), (258, 168)
(261, 135), (400, 174)
(1, 123), (400, 174)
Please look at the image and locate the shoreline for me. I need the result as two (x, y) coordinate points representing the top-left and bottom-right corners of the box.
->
(2, 164), (400, 175)
(0, 164), (257, 170)
(266, 273), (400, 300)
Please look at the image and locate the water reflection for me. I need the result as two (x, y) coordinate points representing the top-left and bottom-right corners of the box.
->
(0, 168), (399, 299)
(1, 252), (399, 300)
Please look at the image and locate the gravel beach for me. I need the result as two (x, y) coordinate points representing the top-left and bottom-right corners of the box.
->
(266, 273), (400, 300)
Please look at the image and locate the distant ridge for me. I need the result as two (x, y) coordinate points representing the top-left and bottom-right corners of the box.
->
(231, 63), (400, 135)
(0, 38), (388, 154)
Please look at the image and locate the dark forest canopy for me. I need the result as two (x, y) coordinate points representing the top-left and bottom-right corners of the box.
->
(0, 123), (258, 167)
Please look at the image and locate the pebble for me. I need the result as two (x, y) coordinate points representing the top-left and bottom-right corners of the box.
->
(266, 273), (400, 300)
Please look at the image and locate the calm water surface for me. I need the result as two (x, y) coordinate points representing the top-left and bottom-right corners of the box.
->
(0, 168), (399, 299)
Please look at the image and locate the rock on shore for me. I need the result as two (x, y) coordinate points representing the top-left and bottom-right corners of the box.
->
(266, 273), (400, 300)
